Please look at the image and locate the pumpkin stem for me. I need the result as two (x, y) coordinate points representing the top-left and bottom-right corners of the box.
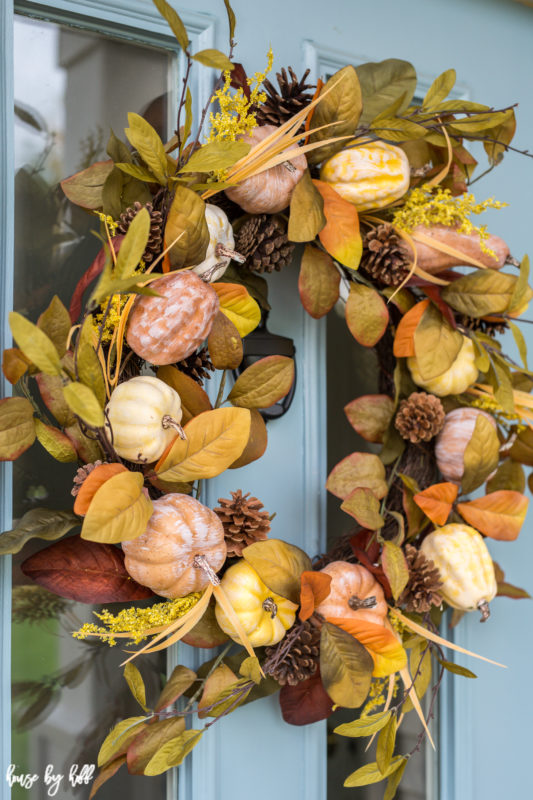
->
(477, 599), (491, 623)
(282, 160), (296, 173)
(262, 597), (278, 619)
(162, 415), (186, 440)
(193, 554), (221, 586)
(215, 242), (246, 264)
(348, 595), (377, 611)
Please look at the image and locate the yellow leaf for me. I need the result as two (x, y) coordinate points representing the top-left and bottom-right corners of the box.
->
(63, 381), (105, 428)
(313, 180), (362, 270)
(9, 311), (62, 376)
(211, 283), (261, 337)
(81, 471), (153, 544)
(0, 397), (35, 461)
(345, 284), (389, 347)
(34, 419), (78, 463)
(228, 356), (295, 408)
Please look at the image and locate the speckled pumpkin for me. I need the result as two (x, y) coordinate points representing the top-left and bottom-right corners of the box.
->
(315, 561), (388, 625)
(126, 270), (219, 365)
(319, 141), (410, 211)
(122, 493), (226, 598)
(407, 336), (478, 397)
(435, 407), (498, 484)
(215, 560), (298, 646)
(224, 124), (307, 214)
(192, 204), (236, 282)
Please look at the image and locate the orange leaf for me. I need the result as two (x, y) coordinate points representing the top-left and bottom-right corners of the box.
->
(73, 463), (128, 516)
(299, 571), (332, 621)
(393, 298), (430, 357)
(2, 348), (30, 384)
(457, 490), (529, 541)
(312, 180), (362, 270)
(413, 482), (458, 526)
(211, 282), (261, 337)
(328, 617), (407, 678)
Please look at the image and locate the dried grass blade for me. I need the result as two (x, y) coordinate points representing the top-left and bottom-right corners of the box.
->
(213, 583), (264, 675)
(399, 666), (435, 749)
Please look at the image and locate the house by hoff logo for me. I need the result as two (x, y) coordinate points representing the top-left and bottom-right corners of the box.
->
(6, 763), (95, 795)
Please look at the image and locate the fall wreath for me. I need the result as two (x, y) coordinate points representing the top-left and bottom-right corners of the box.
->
(3, 0), (532, 794)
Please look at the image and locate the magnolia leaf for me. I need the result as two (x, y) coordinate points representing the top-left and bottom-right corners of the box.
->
(314, 180), (362, 270)
(393, 298), (430, 357)
(0, 508), (78, 555)
(34, 419), (78, 463)
(508, 321), (528, 370)
(457, 490), (528, 541)
(127, 717), (186, 775)
(61, 160), (114, 209)
(329, 617), (407, 678)
(335, 710), (392, 738)
(192, 48), (234, 71)
(242, 538), (312, 604)
(107, 129), (131, 163)
(144, 729), (204, 774)
(125, 113), (168, 184)
(341, 488), (384, 530)
(370, 117), (427, 142)
(156, 366), (212, 425)
(115, 162), (158, 183)
(179, 140), (249, 174)
(279, 670), (334, 725)
(326, 452), (387, 500)
(155, 665), (197, 712)
(155, 407), (251, 482)
(229, 408), (268, 469)
(488, 355), (515, 415)
(37, 295), (71, 358)
(63, 382), (105, 428)
(0, 397), (35, 461)
(308, 66), (362, 164)
(320, 622), (373, 708)
(89, 757), (126, 799)
(487, 460), (525, 493)
(413, 482), (458, 526)
(165, 186), (209, 268)
(381, 542), (409, 602)
(211, 282), (261, 337)
(462, 414), (500, 494)
(298, 244), (339, 318)
(151, 0), (189, 50)
(223, 0), (236, 38)
(441, 270), (519, 317)
(2, 348), (30, 384)
(114, 208), (150, 279)
(484, 110), (516, 166)
(207, 311), (243, 369)
(510, 426), (533, 466)
(383, 758), (409, 800)
(9, 312), (62, 375)
(64, 421), (103, 464)
(356, 59), (416, 127)
(74, 463), (128, 516)
(198, 677), (252, 719)
(377, 714), (397, 775)
(124, 663), (148, 712)
(437, 659), (477, 679)
(344, 394), (394, 443)
(81, 471), (153, 544)
(97, 717), (147, 767)
(77, 315), (106, 407)
(345, 283), (389, 346)
(509, 254), (530, 313)
(413, 302), (463, 381)
(239, 656), (262, 685)
(288, 171), (326, 242)
(228, 356), (295, 408)
(423, 69), (456, 109)
(299, 570), (332, 621)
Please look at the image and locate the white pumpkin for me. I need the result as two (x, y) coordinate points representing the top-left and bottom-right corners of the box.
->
(192, 204), (239, 282)
(407, 336), (478, 396)
(106, 376), (183, 463)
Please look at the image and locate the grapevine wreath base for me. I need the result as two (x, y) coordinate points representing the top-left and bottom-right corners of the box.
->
(3, 0), (533, 795)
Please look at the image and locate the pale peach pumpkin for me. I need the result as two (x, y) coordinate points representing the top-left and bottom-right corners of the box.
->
(435, 407), (498, 484)
(410, 224), (509, 274)
(315, 561), (388, 625)
(126, 271), (219, 365)
(122, 493), (227, 598)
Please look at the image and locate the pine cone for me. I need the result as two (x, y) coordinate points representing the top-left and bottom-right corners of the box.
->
(360, 223), (411, 286)
(255, 67), (314, 130)
(458, 314), (508, 338)
(264, 620), (320, 686)
(118, 201), (163, 264)
(214, 490), (271, 556)
(399, 544), (443, 613)
(395, 392), (445, 443)
(176, 347), (215, 384)
(235, 215), (295, 273)
(71, 460), (104, 496)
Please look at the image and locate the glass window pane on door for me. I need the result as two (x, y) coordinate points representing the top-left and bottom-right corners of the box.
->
(12, 15), (172, 798)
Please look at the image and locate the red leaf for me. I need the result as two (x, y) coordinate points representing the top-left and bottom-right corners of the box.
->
(279, 669), (333, 726)
(421, 285), (457, 329)
(349, 536), (392, 598)
(299, 571), (332, 621)
(21, 535), (154, 603)
(229, 63), (251, 99)
(69, 236), (124, 322)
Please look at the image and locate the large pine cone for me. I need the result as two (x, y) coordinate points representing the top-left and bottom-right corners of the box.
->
(264, 620), (320, 685)
(360, 223), (411, 286)
(214, 490), (271, 556)
(235, 215), (295, 273)
(255, 67), (314, 129)
(118, 201), (163, 264)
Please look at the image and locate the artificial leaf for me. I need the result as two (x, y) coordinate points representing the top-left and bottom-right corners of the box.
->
(383, 758), (408, 800)
(510, 426), (533, 466)
(320, 622), (373, 708)
(228, 356), (295, 408)
(242, 538), (312, 604)
(392, 299), (430, 358)
(182, 599), (229, 648)
(326, 452), (387, 500)
(76, 315), (106, 407)
(488, 355), (514, 414)
(229, 408), (268, 469)
(2, 348), (30, 384)
(0, 508), (78, 555)
(211, 282), (261, 337)
(89, 756), (126, 799)
(125, 113), (168, 184)
(298, 244), (339, 318)
(80, 471), (153, 544)
(115, 163), (158, 183)
(207, 311), (243, 369)
(508, 321), (528, 370)
(334, 710), (392, 738)
(179, 139), (248, 174)
(461, 414), (500, 494)
(441, 270), (520, 317)
(509, 254), (530, 314)
(370, 117), (427, 142)
(288, 171), (326, 242)
(437, 659), (477, 679)
(114, 208), (150, 279)
(356, 59), (416, 126)
(223, 0), (236, 38)
(21, 535), (154, 602)
(279, 669), (333, 725)
(344, 394), (395, 443)
(124, 663), (148, 712)
(9, 312), (62, 375)
(308, 66), (362, 164)
(423, 69), (456, 109)
(155, 665), (197, 712)
(144, 730), (203, 775)
(156, 365), (212, 425)
(37, 295), (71, 357)
(34, 358), (75, 427)
(239, 656), (262, 685)
(403, 640), (432, 711)
(156, 407), (251, 482)
(484, 110), (516, 166)
(69, 237), (122, 322)
(381, 542), (409, 602)
(73, 463), (128, 516)
(341, 488), (384, 530)
(197, 677), (252, 719)
(192, 48), (234, 71)
(329, 617), (407, 677)
(63, 382), (105, 428)
(219, 265), (270, 310)
(299, 570), (332, 620)
(497, 580), (531, 599)
(34, 419), (78, 463)
(64, 421), (103, 464)
(97, 717), (147, 767)
(376, 714), (397, 774)
(345, 284), (389, 346)
(313, 180), (362, 270)
(61, 160), (114, 209)
(107, 129), (132, 163)
(151, 0), (189, 49)
(487, 460), (525, 493)
(413, 303), (463, 381)
(0, 396), (35, 461)
(127, 717), (186, 775)
(413, 482), (458, 526)
(165, 185), (209, 268)
(457, 490), (528, 541)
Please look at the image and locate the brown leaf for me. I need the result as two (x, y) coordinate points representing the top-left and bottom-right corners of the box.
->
(345, 284), (389, 347)
(127, 717), (186, 775)
(156, 365), (212, 424)
(279, 669), (334, 726)
(207, 311), (243, 370)
(228, 356), (295, 409)
(73, 463), (128, 516)
(2, 348), (30, 384)
(457, 490), (528, 541)
(298, 244), (340, 319)
(61, 160), (114, 209)
(155, 665), (197, 712)
(299, 570), (332, 621)
(413, 482), (458, 526)
(344, 394), (395, 444)
(89, 756), (126, 799)
(229, 408), (268, 469)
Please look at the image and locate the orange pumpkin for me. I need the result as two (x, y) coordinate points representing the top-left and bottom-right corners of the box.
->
(122, 493), (227, 598)
(126, 271), (219, 365)
(315, 561), (388, 625)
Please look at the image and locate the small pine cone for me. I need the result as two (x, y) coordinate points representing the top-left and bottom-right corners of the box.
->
(235, 215), (295, 273)
(214, 490), (271, 556)
(399, 544), (443, 613)
(360, 223), (411, 286)
(255, 67), (314, 130)
(176, 347), (215, 384)
(264, 620), (320, 686)
(71, 460), (104, 496)
(118, 201), (163, 264)
(395, 392), (445, 443)
(458, 314), (508, 338)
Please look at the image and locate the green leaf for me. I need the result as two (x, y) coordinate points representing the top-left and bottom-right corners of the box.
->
(228, 355), (295, 408)
(413, 303), (463, 381)
(9, 312), (62, 375)
(383, 758), (409, 800)
(484, 110), (516, 166)
(288, 170), (326, 242)
(334, 710), (392, 738)
(370, 117), (427, 142)
(144, 730), (203, 776)
(115, 162), (158, 183)
(102, 167), (124, 220)
(192, 49), (234, 71)
(97, 716), (147, 767)
(114, 208), (150, 279)
(509, 255), (530, 313)
(344, 756), (406, 788)
(381, 541), (409, 601)
(37, 296), (71, 358)
(341, 487), (384, 530)
(488, 355), (515, 415)
(107, 129), (132, 163)
(155, 665), (197, 712)
(308, 66), (362, 165)
(223, 0), (236, 39)
(461, 413), (500, 494)
(165, 185), (209, 268)
(0, 508), (79, 555)
(508, 321), (528, 370)
(437, 659), (477, 678)
(89, 264), (159, 308)
(242, 538), (312, 604)
(320, 622), (373, 708)
(151, 0), (189, 51)
(441, 270), (519, 317)
(355, 59), (417, 127)
(487, 459), (525, 493)
(62, 382), (105, 428)
(376, 714), (397, 774)
(239, 656), (262, 685)
(423, 69), (456, 109)
(61, 160), (114, 209)
(0, 397), (36, 461)
(125, 113), (168, 185)
(34, 419), (78, 463)
(471, 333), (490, 372)
(77, 315), (106, 407)
(180, 139), (249, 175)
(124, 663), (148, 712)
(448, 108), (514, 135)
